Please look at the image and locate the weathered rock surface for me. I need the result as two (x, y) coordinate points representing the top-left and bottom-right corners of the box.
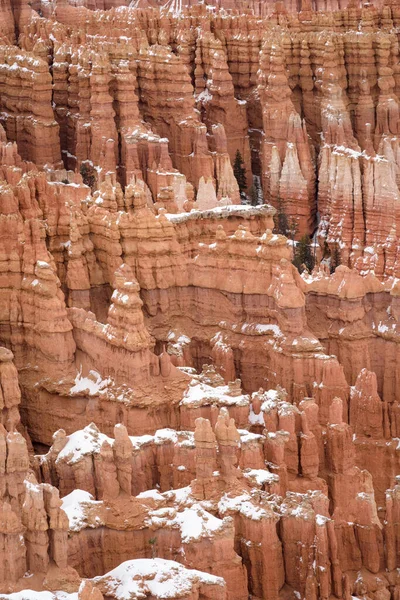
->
(3, 1), (400, 600)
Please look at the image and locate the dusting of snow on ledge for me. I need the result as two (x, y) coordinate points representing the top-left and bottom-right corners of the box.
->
(92, 558), (225, 599)
(146, 504), (226, 543)
(56, 423), (112, 465)
(243, 469), (279, 486)
(221, 321), (283, 337)
(238, 429), (264, 444)
(53, 425), (195, 467)
(0, 592), (77, 600)
(174, 506), (225, 542)
(165, 203), (275, 224)
(61, 489), (103, 532)
(136, 489), (165, 501)
(218, 493), (270, 521)
(70, 369), (111, 396)
(181, 380), (249, 407)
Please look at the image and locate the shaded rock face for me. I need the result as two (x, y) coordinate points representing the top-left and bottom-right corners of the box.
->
(0, 350), (77, 593)
(3, 2), (400, 600)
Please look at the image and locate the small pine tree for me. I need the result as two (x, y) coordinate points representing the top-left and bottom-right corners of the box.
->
(330, 245), (341, 273)
(274, 196), (290, 237)
(293, 234), (315, 273)
(80, 162), (96, 190)
(289, 217), (298, 244)
(233, 150), (247, 196)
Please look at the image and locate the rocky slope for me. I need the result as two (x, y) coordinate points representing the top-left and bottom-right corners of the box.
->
(2, 0), (400, 599)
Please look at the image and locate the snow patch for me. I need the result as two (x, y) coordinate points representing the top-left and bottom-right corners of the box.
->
(181, 380), (249, 407)
(56, 424), (112, 465)
(136, 489), (165, 501)
(0, 593), (77, 600)
(70, 369), (111, 396)
(249, 405), (264, 426)
(219, 493), (269, 521)
(173, 505), (224, 542)
(61, 489), (103, 532)
(243, 469), (279, 486)
(93, 558), (224, 599)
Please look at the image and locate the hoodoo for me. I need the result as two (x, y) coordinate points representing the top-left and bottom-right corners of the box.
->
(2, 0), (400, 598)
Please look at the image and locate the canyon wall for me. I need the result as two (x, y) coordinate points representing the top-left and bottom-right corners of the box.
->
(1, 0), (400, 599)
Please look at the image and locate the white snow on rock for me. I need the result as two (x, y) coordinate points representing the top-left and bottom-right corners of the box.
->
(238, 429), (264, 444)
(167, 331), (191, 345)
(93, 558), (225, 599)
(54, 425), (195, 466)
(166, 331), (191, 359)
(181, 380), (249, 407)
(243, 469), (279, 487)
(36, 260), (51, 269)
(165, 203), (274, 224)
(146, 504), (226, 542)
(316, 514), (330, 526)
(260, 390), (292, 415)
(0, 592), (77, 600)
(249, 405), (264, 425)
(218, 320), (283, 337)
(153, 429), (179, 445)
(70, 369), (111, 396)
(1, 560), (225, 599)
(259, 389), (279, 403)
(128, 433), (154, 450)
(61, 489), (103, 532)
(218, 493), (270, 521)
(136, 489), (165, 501)
(164, 486), (193, 507)
(173, 505), (225, 542)
(56, 423), (112, 465)
(332, 144), (364, 160)
(131, 429), (194, 448)
(239, 322), (283, 336)
(196, 88), (213, 103)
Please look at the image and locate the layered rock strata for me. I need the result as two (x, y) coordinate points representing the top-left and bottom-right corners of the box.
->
(2, 1), (400, 600)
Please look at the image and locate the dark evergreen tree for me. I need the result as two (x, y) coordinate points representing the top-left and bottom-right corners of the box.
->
(233, 150), (247, 196)
(330, 245), (341, 273)
(293, 234), (315, 273)
(289, 217), (298, 244)
(80, 162), (96, 190)
(274, 196), (290, 237)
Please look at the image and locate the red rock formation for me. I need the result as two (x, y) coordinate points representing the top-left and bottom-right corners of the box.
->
(4, 2), (400, 600)
(0, 47), (62, 168)
(350, 369), (383, 439)
(0, 348), (21, 431)
(195, 31), (251, 188)
(259, 40), (316, 236)
(0, 0), (16, 43)
(92, 559), (227, 600)
(0, 347), (79, 594)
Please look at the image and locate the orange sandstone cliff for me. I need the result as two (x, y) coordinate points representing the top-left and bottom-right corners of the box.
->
(2, 1), (400, 599)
